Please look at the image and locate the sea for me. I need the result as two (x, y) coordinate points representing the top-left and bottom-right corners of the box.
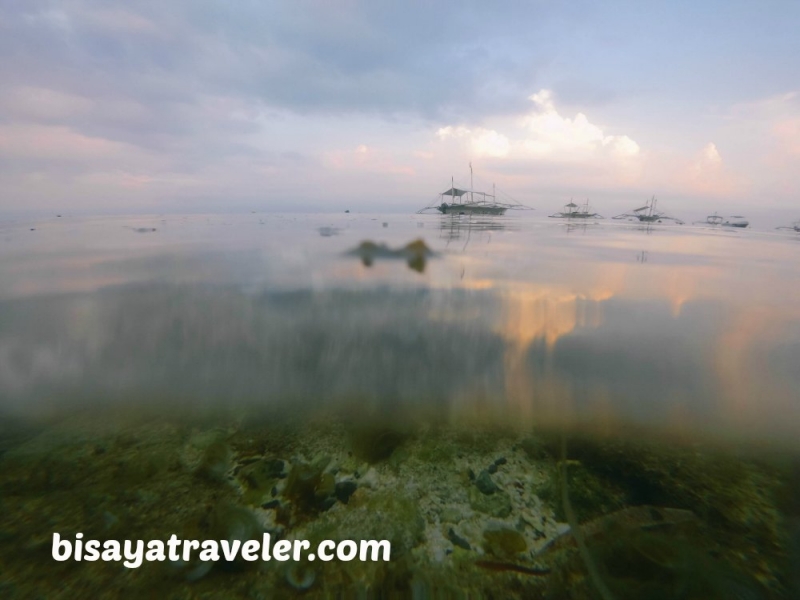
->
(0, 212), (798, 599)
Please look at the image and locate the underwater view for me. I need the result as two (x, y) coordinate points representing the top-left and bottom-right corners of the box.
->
(1, 212), (799, 599)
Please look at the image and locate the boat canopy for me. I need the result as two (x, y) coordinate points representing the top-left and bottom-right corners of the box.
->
(442, 187), (468, 197)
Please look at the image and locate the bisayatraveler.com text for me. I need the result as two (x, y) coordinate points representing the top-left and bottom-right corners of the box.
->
(52, 533), (391, 568)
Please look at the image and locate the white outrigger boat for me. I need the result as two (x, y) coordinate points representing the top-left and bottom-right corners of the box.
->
(549, 199), (603, 220)
(776, 220), (800, 233)
(613, 196), (683, 224)
(417, 164), (531, 215)
(694, 213), (749, 228)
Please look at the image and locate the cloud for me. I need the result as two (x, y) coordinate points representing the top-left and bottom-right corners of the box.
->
(430, 93), (763, 205)
(772, 117), (800, 157)
(434, 88), (642, 195)
(520, 90), (640, 160)
(1, 86), (94, 121)
(717, 91), (800, 201)
(437, 90), (640, 165)
(702, 142), (722, 164)
(0, 2), (798, 212)
(680, 142), (737, 196)
(436, 126), (511, 158)
(324, 144), (415, 176)
(0, 124), (152, 163)
(1, 1), (561, 121)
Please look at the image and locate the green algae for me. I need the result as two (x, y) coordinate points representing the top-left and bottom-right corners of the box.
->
(469, 486), (513, 518)
(283, 456), (336, 519)
(0, 412), (796, 599)
(348, 422), (411, 464)
(196, 440), (232, 482)
(539, 461), (627, 523)
(483, 526), (528, 557)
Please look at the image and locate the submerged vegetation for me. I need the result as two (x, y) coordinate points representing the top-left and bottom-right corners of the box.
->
(0, 408), (797, 599)
(348, 238), (435, 272)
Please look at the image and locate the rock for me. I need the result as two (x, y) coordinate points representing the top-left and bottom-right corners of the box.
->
(448, 528), (471, 550)
(286, 562), (316, 590)
(469, 487), (512, 518)
(284, 457), (335, 516)
(335, 480), (358, 504)
(305, 489), (426, 565)
(196, 441), (231, 482)
(240, 458), (285, 489)
(483, 525), (527, 557)
(475, 470), (499, 495)
(358, 468), (379, 489)
(439, 507), (462, 523)
(238, 458), (287, 505)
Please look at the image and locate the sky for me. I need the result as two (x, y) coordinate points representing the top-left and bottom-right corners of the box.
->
(1, 0), (799, 216)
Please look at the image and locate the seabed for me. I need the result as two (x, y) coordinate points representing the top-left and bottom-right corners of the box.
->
(1, 406), (797, 599)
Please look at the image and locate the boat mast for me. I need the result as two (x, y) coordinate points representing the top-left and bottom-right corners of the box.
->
(470, 162), (473, 204)
(449, 176), (453, 210)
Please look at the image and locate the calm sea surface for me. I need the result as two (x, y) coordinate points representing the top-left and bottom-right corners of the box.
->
(1, 212), (798, 446)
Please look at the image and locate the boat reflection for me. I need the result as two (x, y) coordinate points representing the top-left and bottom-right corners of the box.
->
(438, 215), (517, 248)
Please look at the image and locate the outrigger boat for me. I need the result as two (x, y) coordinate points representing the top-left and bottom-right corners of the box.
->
(549, 199), (603, 220)
(776, 220), (800, 233)
(613, 196), (683, 224)
(694, 213), (749, 228)
(417, 164), (531, 215)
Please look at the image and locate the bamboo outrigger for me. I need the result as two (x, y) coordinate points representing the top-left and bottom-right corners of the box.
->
(613, 196), (683, 224)
(549, 199), (603, 220)
(417, 164), (532, 215)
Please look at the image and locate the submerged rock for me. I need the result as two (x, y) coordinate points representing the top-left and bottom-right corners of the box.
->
(284, 456), (336, 517)
(483, 525), (527, 557)
(347, 239), (435, 273)
(286, 562), (316, 591)
(335, 480), (358, 504)
(469, 487), (512, 518)
(475, 470), (499, 495)
(239, 458), (285, 486)
(448, 528), (471, 551)
(196, 441), (231, 482)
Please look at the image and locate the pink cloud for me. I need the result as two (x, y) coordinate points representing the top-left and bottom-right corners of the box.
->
(772, 117), (800, 156)
(0, 124), (140, 161)
(324, 145), (415, 176)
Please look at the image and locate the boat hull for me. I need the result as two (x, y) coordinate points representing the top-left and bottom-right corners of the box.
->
(438, 204), (507, 215)
(554, 212), (596, 219)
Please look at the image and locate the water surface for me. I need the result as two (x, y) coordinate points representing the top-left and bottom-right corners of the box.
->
(1, 212), (798, 445)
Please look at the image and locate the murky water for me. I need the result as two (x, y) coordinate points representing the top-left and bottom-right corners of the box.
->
(1, 213), (798, 598)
